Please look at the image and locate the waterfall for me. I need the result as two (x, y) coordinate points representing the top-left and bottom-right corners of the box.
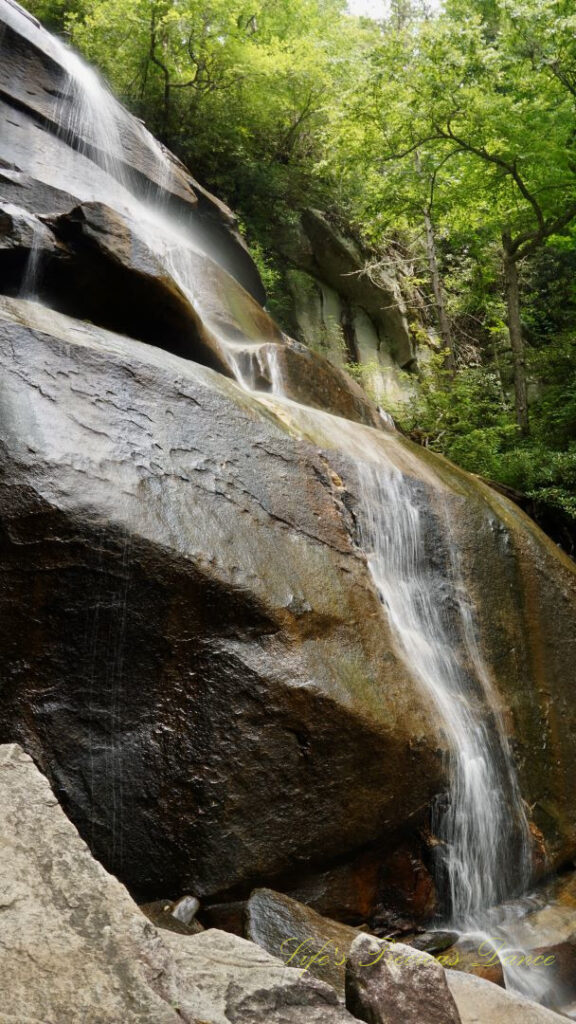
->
(10, 15), (549, 1001)
(256, 391), (537, 980)
(356, 459), (531, 926)
(43, 38), (256, 384)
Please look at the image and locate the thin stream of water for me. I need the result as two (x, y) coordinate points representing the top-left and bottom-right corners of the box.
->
(11, 14), (567, 1010)
(356, 458), (532, 925)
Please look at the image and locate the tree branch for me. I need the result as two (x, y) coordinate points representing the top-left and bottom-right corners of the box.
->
(437, 121), (546, 231)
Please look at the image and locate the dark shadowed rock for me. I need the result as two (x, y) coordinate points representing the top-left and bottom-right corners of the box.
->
(0, 295), (446, 901)
(140, 898), (204, 935)
(201, 901), (247, 936)
(285, 846), (385, 925)
(375, 841), (438, 929)
(246, 888), (360, 995)
(345, 932), (462, 1024)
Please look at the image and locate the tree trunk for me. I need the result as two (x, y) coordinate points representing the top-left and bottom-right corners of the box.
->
(423, 206), (454, 370)
(414, 152), (454, 370)
(502, 234), (529, 436)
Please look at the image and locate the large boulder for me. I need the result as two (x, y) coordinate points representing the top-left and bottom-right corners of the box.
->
(162, 928), (359, 1024)
(2, 283), (576, 909)
(259, 393), (576, 874)
(0, 294), (446, 901)
(446, 970), (568, 1024)
(0, 742), (358, 1024)
(0, 743), (212, 1023)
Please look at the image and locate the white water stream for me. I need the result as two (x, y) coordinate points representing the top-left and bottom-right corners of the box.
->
(357, 459), (532, 925)
(7, 9), (571, 1011)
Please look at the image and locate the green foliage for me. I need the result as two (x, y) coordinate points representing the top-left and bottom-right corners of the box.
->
(26, 0), (361, 240)
(244, 238), (293, 325)
(393, 342), (576, 521)
(345, 360), (382, 390)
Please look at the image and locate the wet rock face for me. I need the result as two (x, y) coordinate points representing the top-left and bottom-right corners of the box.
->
(0, 0), (263, 303)
(0, 296), (445, 901)
(0, 4), (383, 429)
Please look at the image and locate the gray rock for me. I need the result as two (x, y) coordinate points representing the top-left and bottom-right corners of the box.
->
(0, 742), (359, 1023)
(162, 929), (360, 1023)
(246, 888), (359, 995)
(446, 969), (568, 1024)
(345, 933), (461, 1024)
(0, 743), (200, 1023)
(173, 894), (202, 924)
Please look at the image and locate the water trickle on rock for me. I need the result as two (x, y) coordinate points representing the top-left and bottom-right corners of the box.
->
(6, 14), (556, 1006)
(356, 458), (532, 926)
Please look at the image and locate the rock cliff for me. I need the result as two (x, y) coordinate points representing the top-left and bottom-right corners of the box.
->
(1, 0), (576, 929)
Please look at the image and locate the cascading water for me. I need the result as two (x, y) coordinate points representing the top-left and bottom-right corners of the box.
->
(6, 9), (567, 1009)
(41, 39), (279, 393)
(253, 394), (552, 1001)
(356, 458), (532, 925)
(354, 446), (562, 1008)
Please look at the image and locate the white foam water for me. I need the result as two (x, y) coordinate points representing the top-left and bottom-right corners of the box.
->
(9, 13), (564, 1008)
(356, 458), (531, 925)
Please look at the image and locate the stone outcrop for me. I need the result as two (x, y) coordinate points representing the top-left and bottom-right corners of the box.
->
(0, 1), (383, 428)
(0, 742), (359, 1023)
(345, 932), (462, 1024)
(276, 210), (418, 403)
(3, 274), (576, 908)
(3, 0), (576, 934)
(0, 294), (446, 901)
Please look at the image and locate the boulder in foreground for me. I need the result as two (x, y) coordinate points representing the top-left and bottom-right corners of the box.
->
(0, 742), (359, 1023)
(345, 932), (461, 1024)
